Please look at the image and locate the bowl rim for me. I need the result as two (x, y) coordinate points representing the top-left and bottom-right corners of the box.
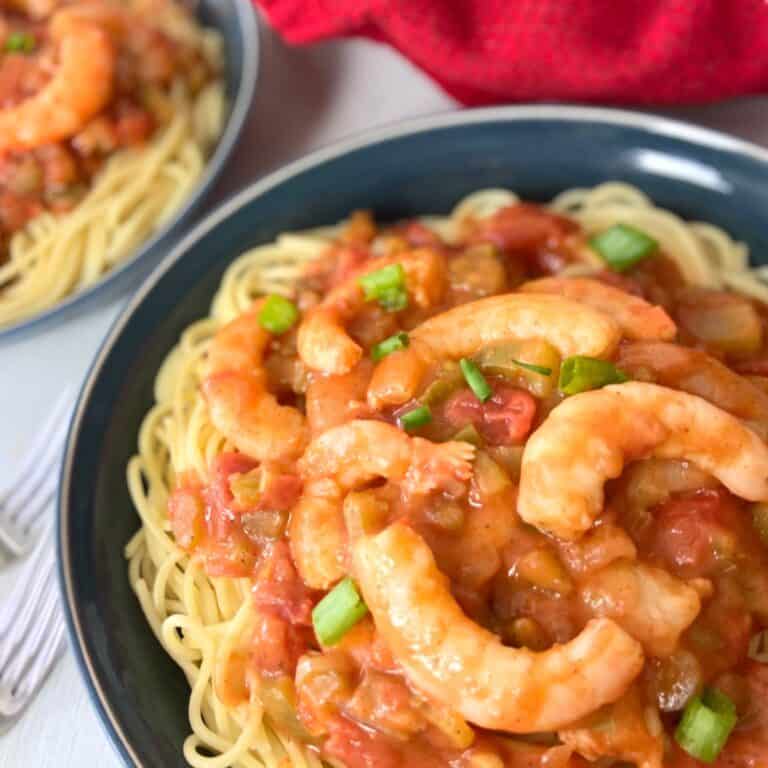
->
(59, 103), (768, 766)
(0, 0), (259, 343)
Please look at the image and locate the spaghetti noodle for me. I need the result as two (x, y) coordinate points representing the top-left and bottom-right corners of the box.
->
(126, 184), (768, 767)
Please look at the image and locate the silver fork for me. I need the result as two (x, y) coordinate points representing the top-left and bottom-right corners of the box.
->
(0, 388), (73, 557)
(0, 526), (65, 725)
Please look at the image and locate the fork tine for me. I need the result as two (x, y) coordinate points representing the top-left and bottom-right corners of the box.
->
(0, 532), (53, 647)
(13, 468), (59, 532)
(4, 436), (63, 516)
(3, 400), (70, 516)
(0, 614), (64, 719)
(0, 387), (72, 507)
(0, 527), (63, 720)
(26, 610), (66, 690)
(3, 573), (59, 690)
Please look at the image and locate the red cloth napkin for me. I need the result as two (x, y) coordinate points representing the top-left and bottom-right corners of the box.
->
(256, 0), (768, 106)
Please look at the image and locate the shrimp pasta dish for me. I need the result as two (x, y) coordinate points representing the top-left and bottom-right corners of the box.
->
(127, 182), (768, 768)
(0, 0), (224, 327)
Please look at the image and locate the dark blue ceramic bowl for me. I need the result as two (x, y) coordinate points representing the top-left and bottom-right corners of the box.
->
(59, 106), (768, 766)
(0, 0), (258, 342)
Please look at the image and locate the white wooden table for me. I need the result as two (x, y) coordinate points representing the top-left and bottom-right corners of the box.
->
(2, 16), (768, 767)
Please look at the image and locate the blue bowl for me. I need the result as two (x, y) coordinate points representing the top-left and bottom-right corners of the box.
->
(59, 106), (768, 766)
(0, 0), (258, 342)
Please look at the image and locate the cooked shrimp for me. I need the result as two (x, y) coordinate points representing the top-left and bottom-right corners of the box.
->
(579, 560), (701, 657)
(0, 6), (116, 152)
(519, 382), (768, 540)
(368, 294), (621, 408)
(290, 421), (475, 589)
(352, 521), (644, 732)
(289, 479), (346, 591)
(617, 340), (768, 440)
(299, 419), (475, 497)
(560, 686), (663, 768)
(202, 300), (308, 461)
(297, 248), (447, 375)
(519, 277), (677, 341)
(305, 360), (374, 435)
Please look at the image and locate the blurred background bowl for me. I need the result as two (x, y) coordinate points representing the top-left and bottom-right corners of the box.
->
(0, 0), (259, 342)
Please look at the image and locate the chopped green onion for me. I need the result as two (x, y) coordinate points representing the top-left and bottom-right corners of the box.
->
(5, 32), (36, 53)
(511, 359), (552, 376)
(589, 223), (658, 272)
(371, 331), (409, 362)
(358, 263), (406, 308)
(559, 356), (629, 395)
(378, 286), (409, 312)
(453, 424), (484, 447)
(399, 405), (432, 431)
(312, 578), (369, 646)
(460, 358), (492, 402)
(258, 294), (298, 334)
(675, 687), (737, 764)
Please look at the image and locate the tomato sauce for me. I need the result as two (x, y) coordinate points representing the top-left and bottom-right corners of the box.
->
(173, 203), (768, 767)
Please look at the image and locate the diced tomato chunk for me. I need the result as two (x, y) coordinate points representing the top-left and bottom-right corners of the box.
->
(252, 541), (315, 625)
(205, 452), (259, 535)
(649, 490), (743, 578)
(329, 246), (371, 288)
(468, 203), (577, 255)
(203, 547), (257, 578)
(402, 220), (441, 246)
(114, 102), (155, 146)
(324, 717), (403, 768)
(250, 610), (312, 677)
(261, 472), (302, 511)
(443, 385), (536, 445)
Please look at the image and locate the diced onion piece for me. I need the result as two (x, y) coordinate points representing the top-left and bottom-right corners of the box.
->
(510, 359), (552, 376)
(460, 358), (492, 402)
(559, 355), (628, 395)
(312, 578), (369, 646)
(371, 331), (409, 361)
(502, 617), (549, 651)
(453, 424), (484, 447)
(675, 687), (737, 764)
(516, 548), (573, 595)
(475, 339), (560, 398)
(258, 294), (299, 334)
(420, 362), (464, 406)
(258, 675), (312, 741)
(425, 501), (466, 532)
(421, 700), (476, 749)
(748, 629), (768, 663)
(589, 223), (658, 272)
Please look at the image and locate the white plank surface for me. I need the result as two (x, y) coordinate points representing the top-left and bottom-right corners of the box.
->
(1, 15), (768, 767)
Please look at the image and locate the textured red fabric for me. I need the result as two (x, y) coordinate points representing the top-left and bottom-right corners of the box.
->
(256, 0), (768, 105)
